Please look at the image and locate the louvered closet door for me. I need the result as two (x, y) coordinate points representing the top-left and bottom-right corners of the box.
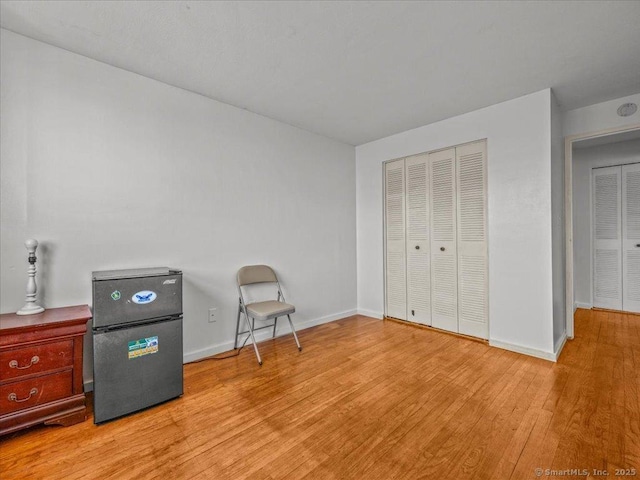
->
(385, 159), (407, 320)
(592, 166), (623, 310)
(622, 163), (640, 313)
(429, 148), (458, 332)
(456, 141), (488, 339)
(405, 154), (431, 325)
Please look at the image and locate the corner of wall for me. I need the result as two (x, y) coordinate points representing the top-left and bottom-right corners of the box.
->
(550, 89), (566, 347)
(553, 331), (568, 362)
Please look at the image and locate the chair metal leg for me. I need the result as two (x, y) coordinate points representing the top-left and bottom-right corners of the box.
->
(287, 315), (302, 351)
(245, 314), (262, 365)
(273, 317), (278, 338)
(234, 303), (242, 349)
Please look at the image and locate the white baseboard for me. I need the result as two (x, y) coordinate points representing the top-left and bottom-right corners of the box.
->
(554, 332), (568, 361)
(84, 308), (357, 392)
(489, 339), (556, 362)
(357, 309), (383, 319)
(183, 308), (357, 363)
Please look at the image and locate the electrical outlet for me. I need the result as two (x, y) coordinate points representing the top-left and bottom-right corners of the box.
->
(208, 307), (217, 323)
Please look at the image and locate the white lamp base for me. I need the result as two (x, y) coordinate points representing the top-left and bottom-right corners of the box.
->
(18, 239), (45, 316)
(17, 304), (45, 315)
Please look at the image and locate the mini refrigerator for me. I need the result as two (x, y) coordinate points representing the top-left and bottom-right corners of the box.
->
(92, 267), (183, 424)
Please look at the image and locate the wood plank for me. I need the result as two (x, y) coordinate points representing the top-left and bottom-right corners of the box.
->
(0, 310), (638, 479)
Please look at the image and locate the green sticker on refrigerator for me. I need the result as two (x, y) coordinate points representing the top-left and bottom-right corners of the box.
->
(128, 336), (158, 359)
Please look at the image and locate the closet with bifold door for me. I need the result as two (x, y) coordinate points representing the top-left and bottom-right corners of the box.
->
(592, 163), (640, 313)
(384, 140), (488, 339)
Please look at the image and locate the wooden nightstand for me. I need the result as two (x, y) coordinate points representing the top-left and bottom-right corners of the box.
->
(0, 305), (90, 435)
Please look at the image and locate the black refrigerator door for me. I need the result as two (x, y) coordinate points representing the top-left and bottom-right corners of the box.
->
(93, 317), (183, 424)
(92, 272), (182, 329)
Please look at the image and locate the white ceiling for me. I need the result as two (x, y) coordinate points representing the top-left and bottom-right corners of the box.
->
(1, 1), (639, 145)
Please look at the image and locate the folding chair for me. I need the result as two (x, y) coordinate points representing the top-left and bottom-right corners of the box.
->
(235, 265), (302, 365)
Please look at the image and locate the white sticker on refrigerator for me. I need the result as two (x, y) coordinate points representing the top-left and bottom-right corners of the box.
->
(132, 290), (157, 304)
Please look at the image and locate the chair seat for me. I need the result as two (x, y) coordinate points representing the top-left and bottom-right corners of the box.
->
(246, 300), (295, 321)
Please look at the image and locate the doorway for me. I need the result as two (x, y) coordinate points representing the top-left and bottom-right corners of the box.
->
(565, 125), (640, 337)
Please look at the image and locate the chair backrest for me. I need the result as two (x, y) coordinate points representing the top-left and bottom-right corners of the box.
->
(237, 265), (278, 287)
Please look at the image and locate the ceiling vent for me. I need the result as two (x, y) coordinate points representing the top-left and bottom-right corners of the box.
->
(617, 103), (637, 117)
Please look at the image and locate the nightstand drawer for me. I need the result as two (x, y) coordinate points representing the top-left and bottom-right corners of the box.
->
(1, 340), (74, 382)
(0, 370), (73, 415)
(1, 305), (89, 435)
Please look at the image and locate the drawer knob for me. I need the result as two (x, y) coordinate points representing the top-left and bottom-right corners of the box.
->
(8, 388), (38, 403)
(9, 356), (39, 369)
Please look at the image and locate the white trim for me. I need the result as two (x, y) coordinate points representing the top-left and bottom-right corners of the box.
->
(554, 332), (568, 361)
(357, 308), (384, 319)
(489, 339), (556, 362)
(490, 334), (567, 363)
(83, 308), (357, 392)
(574, 301), (592, 310)
(184, 308), (357, 363)
(564, 123), (640, 340)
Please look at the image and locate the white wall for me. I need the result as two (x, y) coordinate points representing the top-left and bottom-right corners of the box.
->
(356, 89), (556, 357)
(550, 92), (566, 352)
(0, 30), (357, 384)
(563, 93), (640, 137)
(572, 138), (640, 307)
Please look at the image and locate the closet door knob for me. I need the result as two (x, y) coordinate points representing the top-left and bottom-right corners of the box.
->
(440, 247), (445, 252)
(415, 245), (420, 250)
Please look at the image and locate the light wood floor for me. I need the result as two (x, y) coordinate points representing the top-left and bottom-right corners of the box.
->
(1, 309), (638, 479)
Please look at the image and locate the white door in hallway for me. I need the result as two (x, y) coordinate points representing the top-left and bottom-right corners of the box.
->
(622, 163), (640, 313)
(590, 163), (640, 312)
(592, 166), (623, 310)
